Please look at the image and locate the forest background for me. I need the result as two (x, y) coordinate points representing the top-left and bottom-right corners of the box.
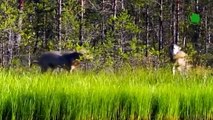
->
(0, 0), (212, 70)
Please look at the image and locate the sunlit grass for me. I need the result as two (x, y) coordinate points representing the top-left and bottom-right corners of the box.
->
(0, 67), (212, 119)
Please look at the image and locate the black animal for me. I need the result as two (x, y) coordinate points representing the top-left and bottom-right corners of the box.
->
(34, 51), (84, 73)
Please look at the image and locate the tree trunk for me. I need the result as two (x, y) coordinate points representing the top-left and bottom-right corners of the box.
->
(192, 0), (200, 52)
(113, 0), (117, 18)
(16, 0), (24, 53)
(145, 6), (149, 57)
(112, 0), (117, 34)
(8, 30), (14, 66)
(158, 0), (163, 54)
(120, 0), (125, 52)
(112, 0), (118, 70)
(101, 0), (105, 43)
(57, 0), (62, 51)
(172, 0), (179, 44)
(204, 6), (211, 53)
(174, 0), (179, 44)
(0, 41), (2, 66)
(79, 0), (84, 46)
(182, 1), (186, 47)
(42, 2), (47, 49)
(112, 0), (117, 41)
(207, 27), (211, 52)
(1, 40), (5, 67)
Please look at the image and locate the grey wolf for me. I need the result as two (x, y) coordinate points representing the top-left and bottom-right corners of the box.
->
(169, 44), (192, 75)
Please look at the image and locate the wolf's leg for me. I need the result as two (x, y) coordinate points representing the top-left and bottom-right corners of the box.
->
(177, 66), (185, 75)
(63, 63), (71, 73)
(41, 66), (48, 73)
(182, 64), (191, 76)
(172, 65), (176, 75)
(70, 65), (76, 73)
(70, 60), (80, 73)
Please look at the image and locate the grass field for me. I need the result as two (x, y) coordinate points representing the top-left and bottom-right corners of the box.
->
(0, 67), (212, 120)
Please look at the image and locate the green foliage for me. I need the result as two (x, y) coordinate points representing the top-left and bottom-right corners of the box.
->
(130, 0), (152, 7)
(199, 53), (213, 67)
(184, 43), (199, 65)
(95, 11), (142, 68)
(149, 47), (160, 56)
(108, 11), (140, 34)
(0, 0), (212, 69)
(0, 68), (212, 119)
(0, 1), (18, 30)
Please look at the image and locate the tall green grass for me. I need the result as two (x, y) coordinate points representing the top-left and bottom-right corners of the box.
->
(0, 68), (212, 120)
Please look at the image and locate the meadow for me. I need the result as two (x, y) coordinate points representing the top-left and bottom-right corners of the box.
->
(0, 67), (212, 120)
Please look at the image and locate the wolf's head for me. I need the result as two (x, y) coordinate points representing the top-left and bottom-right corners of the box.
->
(169, 44), (181, 62)
(172, 44), (181, 55)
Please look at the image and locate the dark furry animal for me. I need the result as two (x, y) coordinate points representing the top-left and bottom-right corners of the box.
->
(35, 51), (84, 73)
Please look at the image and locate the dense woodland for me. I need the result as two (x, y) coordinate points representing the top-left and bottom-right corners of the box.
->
(0, 0), (212, 70)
